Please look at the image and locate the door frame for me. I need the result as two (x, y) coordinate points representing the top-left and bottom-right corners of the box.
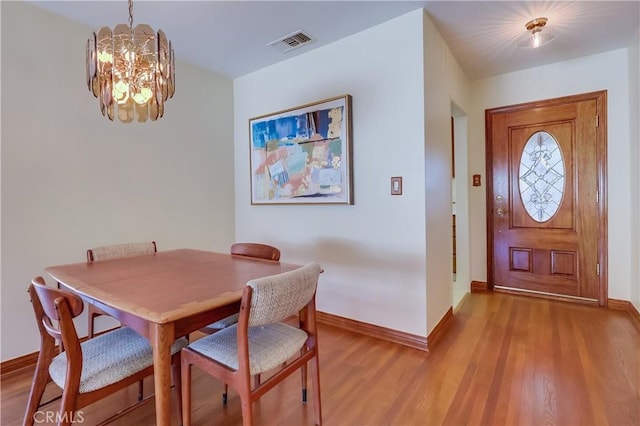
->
(485, 91), (608, 306)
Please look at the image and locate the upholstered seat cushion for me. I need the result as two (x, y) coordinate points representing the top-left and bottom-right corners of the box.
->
(49, 327), (187, 393)
(188, 323), (308, 375)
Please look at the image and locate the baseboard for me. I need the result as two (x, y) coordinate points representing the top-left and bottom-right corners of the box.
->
(608, 298), (640, 330)
(7, 315), (434, 373)
(471, 280), (489, 292)
(607, 298), (630, 310)
(3, 316), (434, 377)
(0, 351), (40, 378)
(3, 318), (436, 376)
(426, 307), (454, 350)
(316, 311), (428, 352)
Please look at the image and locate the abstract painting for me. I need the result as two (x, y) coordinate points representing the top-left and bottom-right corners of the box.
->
(249, 95), (353, 204)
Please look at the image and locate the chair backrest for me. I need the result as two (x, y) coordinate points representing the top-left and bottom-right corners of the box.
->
(243, 262), (321, 327)
(87, 241), (157, 262)
(230, 243), (280, 261)
(28, 277), (84, 357)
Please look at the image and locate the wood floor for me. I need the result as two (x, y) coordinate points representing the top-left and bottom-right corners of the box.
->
(2, 292), (639, 425)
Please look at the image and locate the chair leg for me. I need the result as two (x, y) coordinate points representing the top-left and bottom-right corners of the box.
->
(137, 380), (144, 401)
(254, 374), (261, 389)
(181, 354), (192, 426)
(301, 348), (308, 403)
(88, 312), (97, 338)
(58, 386), (79, 426)
(238, 377), (253, 426)
(310, 352), (322, 426)
(172, 353), (183, 421)
(23, 345), (54, 426)
(240, 397), (253, 426)
(223, 383), (228, 405)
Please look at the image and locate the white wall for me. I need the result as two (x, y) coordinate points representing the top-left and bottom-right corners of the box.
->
(469, 49), (633, 301)
(235, 10), (431, 335)
(628, 29), (640, 311)
(0, 2), (235, 361)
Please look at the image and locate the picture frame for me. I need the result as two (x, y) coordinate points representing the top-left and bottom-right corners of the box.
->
(249, 94), (353, 205)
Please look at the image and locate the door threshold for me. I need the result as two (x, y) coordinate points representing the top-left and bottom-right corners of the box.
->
(494, 285), (599, 306)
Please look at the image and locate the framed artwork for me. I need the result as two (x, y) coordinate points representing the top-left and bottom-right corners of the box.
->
(249, 94), (353, 205)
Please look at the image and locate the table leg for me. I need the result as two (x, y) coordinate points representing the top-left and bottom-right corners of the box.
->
(151, 322), (176, 426)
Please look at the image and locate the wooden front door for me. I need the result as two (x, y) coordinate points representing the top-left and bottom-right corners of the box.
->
(486, 91), (607, 305)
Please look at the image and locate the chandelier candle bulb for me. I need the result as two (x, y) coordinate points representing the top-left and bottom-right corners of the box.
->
(86, 0), (175, 123)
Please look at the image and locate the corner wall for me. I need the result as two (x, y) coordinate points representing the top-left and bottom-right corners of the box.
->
(234, 9), (470, 337)
(628, 29), (640, 311)
(423, 12), (470, 329)
(1, 2), (235, 361)
(234, 10), (429, 336)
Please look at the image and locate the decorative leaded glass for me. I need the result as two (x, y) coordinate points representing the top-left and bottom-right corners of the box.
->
(518, 131), (565, 222)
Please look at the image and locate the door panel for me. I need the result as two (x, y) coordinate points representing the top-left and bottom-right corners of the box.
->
(487, 93), (606, 302)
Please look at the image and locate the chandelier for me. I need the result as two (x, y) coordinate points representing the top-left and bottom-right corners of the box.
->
(86, 0), (175, 123)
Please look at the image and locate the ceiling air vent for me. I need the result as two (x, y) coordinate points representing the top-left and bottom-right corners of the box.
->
(268, 30), (314, 53)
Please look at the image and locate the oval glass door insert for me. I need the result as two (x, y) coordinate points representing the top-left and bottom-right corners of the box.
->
(519, 131), (565, 222)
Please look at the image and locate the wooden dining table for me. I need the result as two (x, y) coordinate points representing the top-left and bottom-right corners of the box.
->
(45, 248), (301, 426)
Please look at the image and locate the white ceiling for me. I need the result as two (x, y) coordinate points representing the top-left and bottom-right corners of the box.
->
(26, 1), (640, 80)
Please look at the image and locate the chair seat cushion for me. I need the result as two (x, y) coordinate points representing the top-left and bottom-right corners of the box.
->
(205, 313), (239, 331)
(49, 327), (187, 393)
(188, 323), (308, 375)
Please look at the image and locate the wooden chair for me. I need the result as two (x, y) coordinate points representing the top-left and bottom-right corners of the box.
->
(86, 241), (157, 262)
(85, 241), (157, 338)
(85, 241), (157, 401)
(229, 242), (281, 261)
(200, 242), (281, 334)
(198, 243), (282, 398)
(24, 277), (186, 426)
(181, 262), (323, 426)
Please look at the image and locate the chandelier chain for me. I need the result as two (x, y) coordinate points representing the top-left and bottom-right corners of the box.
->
(128, 0), (134, 30)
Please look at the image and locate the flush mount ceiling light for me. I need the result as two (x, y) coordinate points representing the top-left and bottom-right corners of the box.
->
(518, 17), (556, 49)
(86, 0), (175, 123)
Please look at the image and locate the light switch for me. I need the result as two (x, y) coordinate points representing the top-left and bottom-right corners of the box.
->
(391, 177), (402, 195)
